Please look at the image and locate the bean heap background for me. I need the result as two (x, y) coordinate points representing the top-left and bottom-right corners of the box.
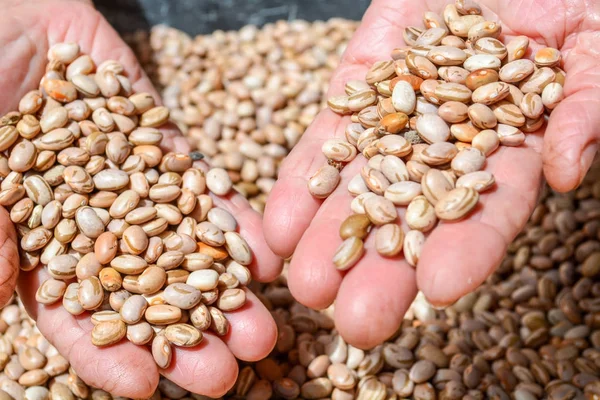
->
(135, 19), (358, 215)
(308, 2), (567, 271)
(1, 43), (256, 369)
(0, 8), (595, 400)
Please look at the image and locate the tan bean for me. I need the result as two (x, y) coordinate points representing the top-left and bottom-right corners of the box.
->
(120, 295), (148, 324)
(456, 170), (495, 192)
(126, 322), (154, 345)
(465, 68), (499, 91)
(403, 230), (425, 267)
(23, 175), (54, 206)
(416, 113), (450, 143)
(519, 67), (556, 94)
(63, 282), (84, 316)
(163, 283), (202, 310)
(8, 140), (37, 173)
(151, 335), (172, 369)
(421, 142), (458, 166)
(438, 101), (468, 123)
(91, 320), (126, 347)
(110, 255), (148, 274)
(21, 227), (52, 252)
(364, 195), (398, 225)
(406, 195), (438, 232)
(375, 224), (405, 257)
(224, 231), (253, 266)
(93, 169), (130, 191)
(451, 147), (486, 176)
(164, 324), (203, 347)
(435, 187), (479, 220)
(99, 267), (122, 292)
(35, 279), (67, 305)
(19, 90), (44, 115)
(139, 106), (169, 127)
(472, 129), (500, 155)
(421, 168), (454, 205)
(47, 254), (78, 280)
(145, 305), (182, 325)
(42, 80), (77, 103)
(496, 124), (525, 146)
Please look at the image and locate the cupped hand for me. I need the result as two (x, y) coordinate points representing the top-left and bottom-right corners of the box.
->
(264, 0), (600, 349)
(0, 0), (282, 397)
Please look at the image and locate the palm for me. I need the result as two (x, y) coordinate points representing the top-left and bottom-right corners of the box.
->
(0, 0), (282, 397)
(264, 0), (599, 349)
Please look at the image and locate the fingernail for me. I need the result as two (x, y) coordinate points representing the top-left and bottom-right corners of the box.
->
(580, 142), (599, 186)
(430, 303), (449, 311)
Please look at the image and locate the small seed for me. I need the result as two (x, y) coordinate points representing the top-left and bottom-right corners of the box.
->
(333, 237), (364, 271)
(435, 187), (479, 220)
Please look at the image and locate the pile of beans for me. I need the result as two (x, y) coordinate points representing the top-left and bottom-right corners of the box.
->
(307, 1), (567, 271)
(125, 19), (358, 214)
(0, 12), (595, 400)
(1, 160), (599, 399)
(0, 43), (254, 369)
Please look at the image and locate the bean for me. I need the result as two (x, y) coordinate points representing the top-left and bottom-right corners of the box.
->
(163, 283), (202, 310)
(120, 295), (148, 324)
(416, 113), (450, 143)
(63, 283), (84, 316)
(99, 267), (122, 292)
(151, 335), (172, 369)
(322, 139), (357, 162)
(47, 255), (78, 280)
(403, 230), (426, 267)
(94, 232), (118, 264)
(126, 322), (154, 345)
(406, 195), (438, 232)
(145, 305), (182, 325)
(139, 106), (169, 127)
(451, 147), (486, 176)
(110, 255), (148, 274)
(35, 279), (67, 305)
(333, 237), (364, 271)
(122, 225), (149, 255)
(308, 165), (340, 199)
(224, 231), (253, 266)
(164, 324), (203, 347)
(216, 288), (246, 312)
(75, 207), (104, 239)
(456, 171), (495, 192)
(77, 277), (104, 310)
(435, 187), (479, 220)
(339, 214), (372, 240)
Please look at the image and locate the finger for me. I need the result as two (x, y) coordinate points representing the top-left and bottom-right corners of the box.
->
(476, 0), (573, 48)
(263, 111), (351, 258)
(212, 191), (284, 283)
(264, 0), (425, 258)
(417, 144), (544, 307)
(45, 2), (189, 153)
(286, 159), (366, 310)
(283, 154), (418, 348)
(17, 268), (158, 398)
(543, 33), (600, 192)
(220, 289), (277, 361)
(0, 207), (19, 307)
(161, 333), (238, 398)
(334, 255), (417, 350)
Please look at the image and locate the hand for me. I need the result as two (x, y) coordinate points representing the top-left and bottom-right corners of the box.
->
(264, 0), (599, 349)
(0, 0), (282, 397)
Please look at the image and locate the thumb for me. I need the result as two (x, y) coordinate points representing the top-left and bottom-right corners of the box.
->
(543, 32), (600, 192)
(0, 207), (19, 307)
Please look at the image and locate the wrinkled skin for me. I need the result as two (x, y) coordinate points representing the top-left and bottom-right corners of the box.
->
(265, 0), (600, 349)
(0, 0), (283, 397)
